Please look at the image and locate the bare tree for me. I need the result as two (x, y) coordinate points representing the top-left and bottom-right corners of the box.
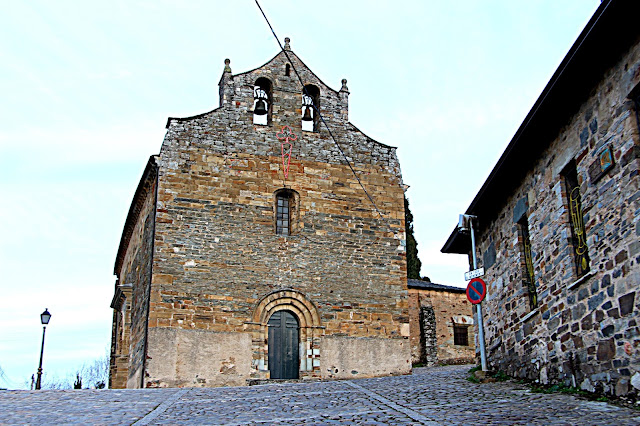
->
(0, 365), (10, 389)
(39, 373), (73, 390)
(76, 351), (109, 389)
(22, 348), (110, 390)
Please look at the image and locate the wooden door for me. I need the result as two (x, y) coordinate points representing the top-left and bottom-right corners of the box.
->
(268, 310), (299, 379)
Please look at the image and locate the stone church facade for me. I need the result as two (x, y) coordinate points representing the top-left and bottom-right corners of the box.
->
(442, 1), (640, 396)
(109, 38), (410, 389)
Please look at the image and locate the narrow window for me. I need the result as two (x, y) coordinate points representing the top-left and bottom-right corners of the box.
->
(285, 63), (291, 76)
(253, 77), (272, 126)
(518, 217), (537, 310)
(274, 189), (298, 236)
(301, 84), (320, 132)
(276, 194), (290, 235)
(562, 161), (590, 278)
(453, 325), (469, 346)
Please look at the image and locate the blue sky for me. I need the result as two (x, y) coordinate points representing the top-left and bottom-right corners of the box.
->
(0, 1), (600, 388)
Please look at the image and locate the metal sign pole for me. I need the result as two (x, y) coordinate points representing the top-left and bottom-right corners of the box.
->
(470, 218), (488, 372)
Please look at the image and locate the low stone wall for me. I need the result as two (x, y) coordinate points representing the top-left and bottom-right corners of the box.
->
(145, 328), (253, 388)
(319, 336), (411, 379)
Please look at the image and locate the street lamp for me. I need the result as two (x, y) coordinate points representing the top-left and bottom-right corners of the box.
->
(35, 308), (51, 390)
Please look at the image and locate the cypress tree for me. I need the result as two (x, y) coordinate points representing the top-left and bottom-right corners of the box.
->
(405, 196), (422, 279)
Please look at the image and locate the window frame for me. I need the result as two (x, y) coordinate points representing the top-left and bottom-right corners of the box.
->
(274, 189), (298, 236)
(453, 324), (469, 346)
(561, 160), (591, 279)
(276, 193), (290, 235)
(517, 216), (538, 311)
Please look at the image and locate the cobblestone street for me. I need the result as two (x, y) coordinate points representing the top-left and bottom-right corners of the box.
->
(1, 365), (638, 425)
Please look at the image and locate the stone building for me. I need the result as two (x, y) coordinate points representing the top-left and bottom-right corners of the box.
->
(407, 279), (474, 366)
(442, 0), (640, 396)
(109, 38), (410, 389)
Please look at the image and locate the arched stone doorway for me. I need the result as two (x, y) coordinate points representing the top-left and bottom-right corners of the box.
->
(267, 310), (299, 379)
(248, 289), (323, 380)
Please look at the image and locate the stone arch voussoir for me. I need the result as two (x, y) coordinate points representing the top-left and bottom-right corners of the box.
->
(253, 288), (321, 328)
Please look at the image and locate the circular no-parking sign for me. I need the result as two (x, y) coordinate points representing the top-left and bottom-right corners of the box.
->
(466, 278), (487, 304)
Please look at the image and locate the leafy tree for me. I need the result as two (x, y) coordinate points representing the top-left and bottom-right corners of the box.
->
(405, 196), (422, 279)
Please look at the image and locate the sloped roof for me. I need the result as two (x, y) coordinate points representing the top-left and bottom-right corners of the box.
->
(114, 156), (158, 276)
(407, 279), (466, 293)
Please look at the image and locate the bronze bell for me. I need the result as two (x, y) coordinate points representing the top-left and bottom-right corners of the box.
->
(302, 106), (313, 121)
(254, 99), (267, 115)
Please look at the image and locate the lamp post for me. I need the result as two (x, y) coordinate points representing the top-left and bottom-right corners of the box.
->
(35, 308), (51, 390)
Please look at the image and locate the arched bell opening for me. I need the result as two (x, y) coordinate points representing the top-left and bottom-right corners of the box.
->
(253, 77), (272, 126)
(301, 84), (320, 132)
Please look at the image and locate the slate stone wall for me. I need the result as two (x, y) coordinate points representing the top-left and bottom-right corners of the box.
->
(474, 38), (640, 396)
(138, 44), (409, 387)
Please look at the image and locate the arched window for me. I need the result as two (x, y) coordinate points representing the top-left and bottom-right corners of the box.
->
(301, 84), (320, 132)
(274, 189), (298, 235)
(285, 63), (291, 76)
(253, 77), (272, 126)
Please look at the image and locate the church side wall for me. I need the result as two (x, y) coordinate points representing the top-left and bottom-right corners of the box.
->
(474, 38), (640, 396)
(111, 173), (157, 389)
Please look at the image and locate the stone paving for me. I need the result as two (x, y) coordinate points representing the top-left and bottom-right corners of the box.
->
(1, 365), (639, 425)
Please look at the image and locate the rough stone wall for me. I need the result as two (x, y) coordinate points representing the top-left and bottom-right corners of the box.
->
(144, 45), (409, 387)
(110, 163), (157, 389)
(420, 306), (438, 366)
(474, 38), (640, 396)
(408, 288), (475, 365)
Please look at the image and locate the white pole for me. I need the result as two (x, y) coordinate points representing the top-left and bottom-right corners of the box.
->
(469, 217), (488, 372)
